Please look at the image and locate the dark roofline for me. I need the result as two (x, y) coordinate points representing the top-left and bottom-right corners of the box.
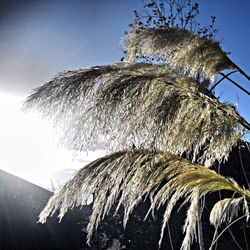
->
(0, 168), (52, 194)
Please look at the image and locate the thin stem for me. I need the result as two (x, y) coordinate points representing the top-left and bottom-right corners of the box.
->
(173, 75), (250, 131)
(230, 60), (250, 82)
(220, 73), (250, 96)
(210, 70), (237, 91)
(167, 221), (174, 250)
(209, 214), (247, 250)
(209, 193), (236, 250)
(226, 224), (243, 250)
(243, 223), (249, 250)
(238, 145), (250, 189)
(197, 200), (205, 250)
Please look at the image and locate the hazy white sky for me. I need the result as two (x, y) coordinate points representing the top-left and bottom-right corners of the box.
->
(0, 0), (250, 189)
(0, 91), (107, 189)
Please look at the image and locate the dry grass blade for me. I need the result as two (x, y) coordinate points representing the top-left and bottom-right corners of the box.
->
(210, 197), (243, 227)
(123, 27), (233, 82)
(38, 149), (250, 250)
(24, 63), (249, 166)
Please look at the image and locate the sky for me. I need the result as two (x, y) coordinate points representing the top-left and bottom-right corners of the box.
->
(0, 0), (250, 189)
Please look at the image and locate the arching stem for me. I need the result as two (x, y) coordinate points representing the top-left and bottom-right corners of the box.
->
(210, 70), (237, 91)
(220, 73), (250, 96)
(230, 59), (250, 82)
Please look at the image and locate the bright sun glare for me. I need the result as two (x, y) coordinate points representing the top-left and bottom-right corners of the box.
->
(0, 91), (104, 190)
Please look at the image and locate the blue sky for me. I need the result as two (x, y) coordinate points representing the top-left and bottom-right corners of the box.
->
(0, 1), (250, 96)
(0, 0), (249, 188)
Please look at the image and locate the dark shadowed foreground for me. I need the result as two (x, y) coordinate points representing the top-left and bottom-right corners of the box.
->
(87, 144), (250, 250)
(1, 144), (249, 250)
(0, 169), (90, 250)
